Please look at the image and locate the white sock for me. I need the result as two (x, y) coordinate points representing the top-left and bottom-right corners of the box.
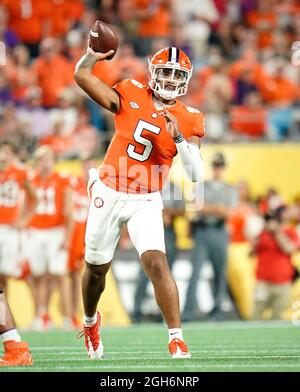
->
(0, 329), (21, 343)
(83, 313), (97, 327)
(168, 328), (183, 343)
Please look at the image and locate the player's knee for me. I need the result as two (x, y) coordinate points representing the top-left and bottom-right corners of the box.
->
(85, 261), (110, 279)
(142, 251), (169, 282)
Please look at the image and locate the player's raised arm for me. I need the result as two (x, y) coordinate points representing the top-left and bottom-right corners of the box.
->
(74, 47), (120, 113)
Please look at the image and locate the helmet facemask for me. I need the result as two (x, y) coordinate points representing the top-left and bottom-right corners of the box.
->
(148, 63), (192, 100)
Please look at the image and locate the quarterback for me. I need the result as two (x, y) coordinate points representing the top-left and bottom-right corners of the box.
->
(75, 45), (205, 359)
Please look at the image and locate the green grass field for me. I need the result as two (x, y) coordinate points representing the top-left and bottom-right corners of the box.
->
(1, 321), (300, 372)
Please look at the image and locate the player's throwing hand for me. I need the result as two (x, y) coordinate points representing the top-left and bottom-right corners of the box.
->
(86, 45), (115, 61)
(163, 110), (181, 139)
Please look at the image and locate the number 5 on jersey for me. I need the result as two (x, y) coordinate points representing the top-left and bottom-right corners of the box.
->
(127, 120), (161, 162)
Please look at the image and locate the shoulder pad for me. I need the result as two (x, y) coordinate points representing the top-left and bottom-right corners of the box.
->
(130, 79), (144, 89)
(186, 106), (201, 114)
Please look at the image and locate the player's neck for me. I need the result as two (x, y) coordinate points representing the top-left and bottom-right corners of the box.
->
(152, 93), (176, 108)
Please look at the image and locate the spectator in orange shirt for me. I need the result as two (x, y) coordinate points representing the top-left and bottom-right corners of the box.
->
(68, 0), (85, 23)
(5, 44), (35, 104)
(230, 91), (267, 139)
(259, 65), (299, 106)
(229, 49), (266, 90)
(47, 0), (71, 38)
(31, 37), (73, 107)
(133, 0), (172, 56)
(258, 64), (299, 140)
(246, 0), (278, 49)
(47, 0), (84, 38)
(229, 181), (256, 243)
(1, 0), (51, 57)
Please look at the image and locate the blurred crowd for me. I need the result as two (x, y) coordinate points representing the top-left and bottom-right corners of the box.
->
(0, 0), (300, 161)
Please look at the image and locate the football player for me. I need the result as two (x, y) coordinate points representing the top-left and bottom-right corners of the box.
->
(68, 156), (97, 329)
(75, 45), (205, 358)
(27, 146), (73, 330)
(0, 140), (37, 292)
(0, 289), (33, 366)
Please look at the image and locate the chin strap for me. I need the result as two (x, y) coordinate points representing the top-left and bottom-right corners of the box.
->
(174, 135), (203, 182)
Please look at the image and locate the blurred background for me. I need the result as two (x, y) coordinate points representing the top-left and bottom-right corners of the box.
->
(0, 0), (300, 330)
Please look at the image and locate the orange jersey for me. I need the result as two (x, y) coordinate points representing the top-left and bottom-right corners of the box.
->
(229, 204), (254, 243)
(29, 172), (70, 229)
(230, 106), (267, 137)
(134, 0), (171, 38)
(68, 176), (89, 271)
(31, 54), (73, 107)
(2, 0), (51, 43)
(0, 164), (28, 225)
(100, 79), (205, 193)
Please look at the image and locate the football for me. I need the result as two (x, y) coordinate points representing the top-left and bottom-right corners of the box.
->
(89, 20), (118, 60)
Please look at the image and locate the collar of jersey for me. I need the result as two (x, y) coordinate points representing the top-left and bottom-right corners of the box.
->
(148, 89), (178, 113)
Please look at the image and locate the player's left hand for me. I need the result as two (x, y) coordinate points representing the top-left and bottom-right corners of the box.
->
(163, 110), (181, 139)
(13, 218), (26, 231)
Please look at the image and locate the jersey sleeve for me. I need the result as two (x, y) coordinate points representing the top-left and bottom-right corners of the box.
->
(113, 79), (132, 101)
(113, 78), (145, 107)
(192, 112), (206, 138)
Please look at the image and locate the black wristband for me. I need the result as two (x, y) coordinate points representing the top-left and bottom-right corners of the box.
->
(174, 134), (184, 144)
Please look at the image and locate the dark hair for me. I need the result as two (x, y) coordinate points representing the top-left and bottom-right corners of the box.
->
(264, 205), (286, 223)
(212, 152), (226, 167)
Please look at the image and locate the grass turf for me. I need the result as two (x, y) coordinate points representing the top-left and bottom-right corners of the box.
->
(1, 321), (300, 372)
